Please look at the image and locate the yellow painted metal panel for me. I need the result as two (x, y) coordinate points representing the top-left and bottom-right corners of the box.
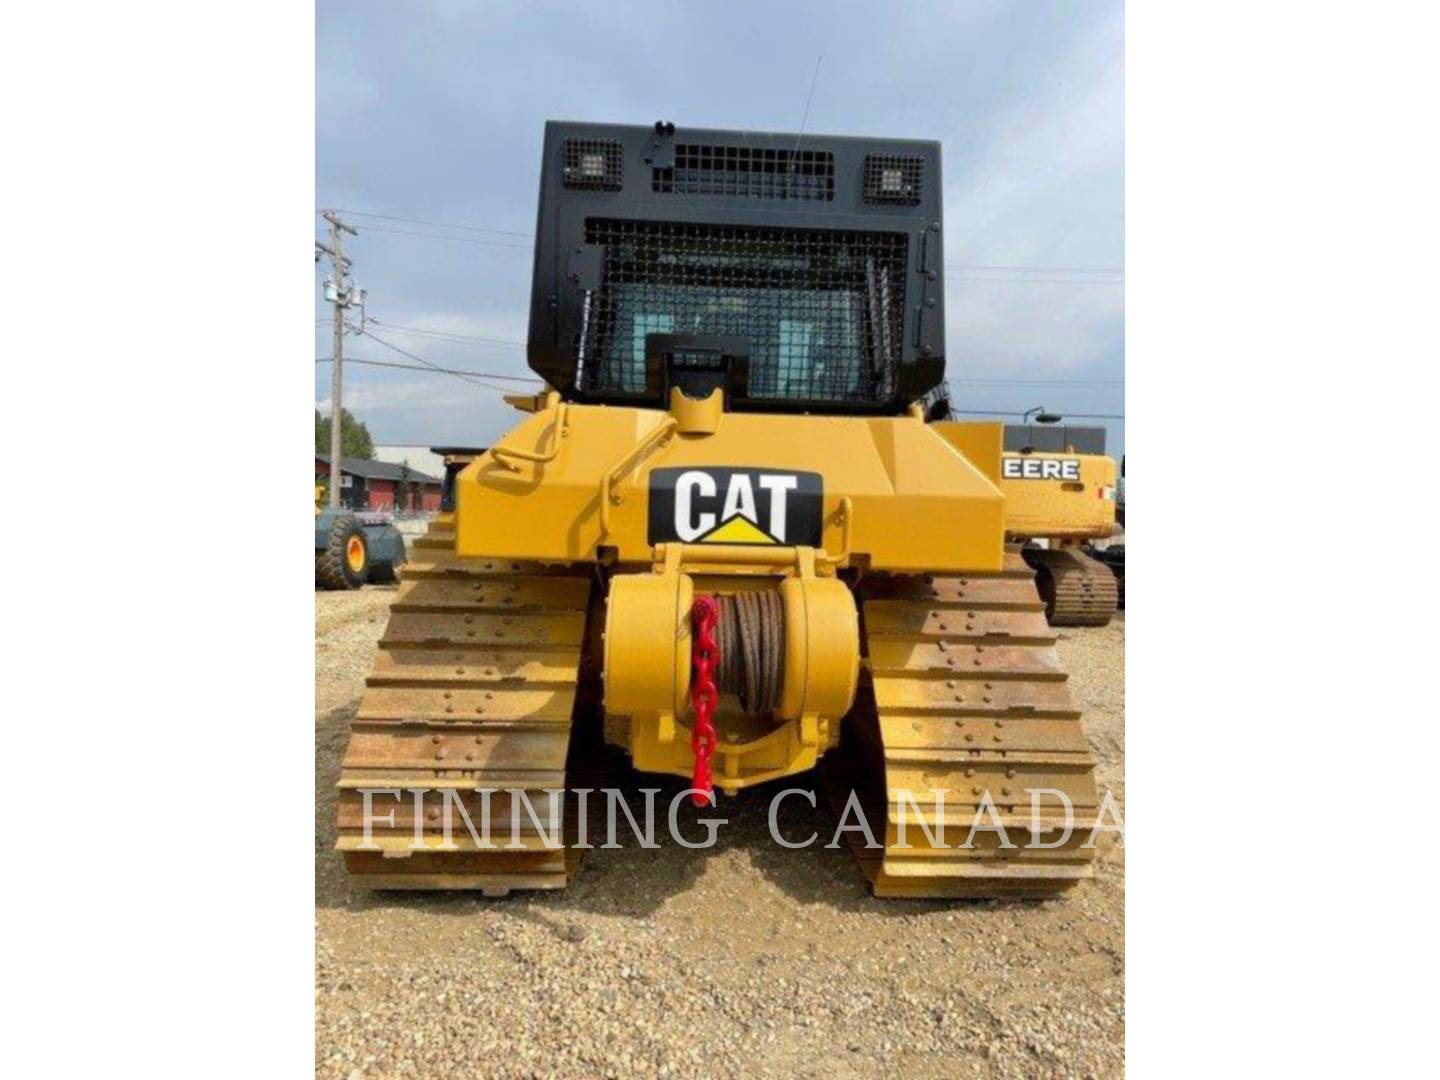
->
(455, 400), (1006, 573)
(930, 421), (1004, 486)
(999, 452), (1118, 541)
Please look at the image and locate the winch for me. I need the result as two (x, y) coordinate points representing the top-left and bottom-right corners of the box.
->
(602, 542), (861, 794)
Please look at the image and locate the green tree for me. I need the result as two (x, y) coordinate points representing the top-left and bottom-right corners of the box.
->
(315, 408), (375, 460)
(398, 462), (413, 510)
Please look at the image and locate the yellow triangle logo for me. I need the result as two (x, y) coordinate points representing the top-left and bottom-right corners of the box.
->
(701, 515), (778, 545)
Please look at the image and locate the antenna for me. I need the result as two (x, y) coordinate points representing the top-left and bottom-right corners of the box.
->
(789, 55), (824, 193)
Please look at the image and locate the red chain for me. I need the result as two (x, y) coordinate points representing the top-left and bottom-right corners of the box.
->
(689, 595), (720, 806)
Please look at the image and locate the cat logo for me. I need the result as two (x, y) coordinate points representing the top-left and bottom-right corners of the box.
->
(648, 467), (824, 546)
(1002, 455), (1082, 481)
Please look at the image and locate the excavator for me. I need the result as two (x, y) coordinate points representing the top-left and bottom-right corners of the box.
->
(335, 121), (1101, 899)
(926, 410), (1123, 626)
(997, 421), (1121, 626)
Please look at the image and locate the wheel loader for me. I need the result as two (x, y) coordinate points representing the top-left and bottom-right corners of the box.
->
(314, 482), (408, 590)
(335, 121), (1101, 899)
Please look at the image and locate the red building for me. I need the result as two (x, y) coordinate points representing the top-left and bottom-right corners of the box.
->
(315, 454), (443, 512)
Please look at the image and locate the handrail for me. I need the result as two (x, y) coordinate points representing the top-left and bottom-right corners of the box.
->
(597, 416), (678, 540)
(490, 393), (569, 471)
(663, 543), (806, 568)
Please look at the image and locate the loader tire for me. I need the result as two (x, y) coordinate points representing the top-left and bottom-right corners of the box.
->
(369, 556), (405, 585)
(316, 514), (369, 591)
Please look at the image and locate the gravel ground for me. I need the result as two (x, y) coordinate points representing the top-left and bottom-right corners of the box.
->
(316, 587), (1125, 1078)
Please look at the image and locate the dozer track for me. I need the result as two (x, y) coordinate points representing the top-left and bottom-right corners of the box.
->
(1023, 546), (1119, 627)
(335, 514), (595, 894)
(823, 549), (1100, 899)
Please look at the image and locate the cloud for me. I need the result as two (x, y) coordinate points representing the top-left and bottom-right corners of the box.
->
(317, 0), (1124, 451)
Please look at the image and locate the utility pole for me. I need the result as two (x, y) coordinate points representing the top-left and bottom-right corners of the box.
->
(317, 211), (358, 508)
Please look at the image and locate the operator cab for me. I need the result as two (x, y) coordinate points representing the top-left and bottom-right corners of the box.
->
(527, 120), (946, 414)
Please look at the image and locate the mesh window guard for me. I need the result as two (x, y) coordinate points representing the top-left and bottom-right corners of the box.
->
(653, 145), (835, 201)
(862, 154), (924, 205)
(575, 218), (908, 404)
(562, 138), (624, 191)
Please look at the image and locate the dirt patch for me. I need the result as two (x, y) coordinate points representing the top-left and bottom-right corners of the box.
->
(315, 591), (1124, 1078)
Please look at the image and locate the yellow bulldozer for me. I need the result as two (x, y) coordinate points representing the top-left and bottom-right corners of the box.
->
(335, 121), (1101, 899)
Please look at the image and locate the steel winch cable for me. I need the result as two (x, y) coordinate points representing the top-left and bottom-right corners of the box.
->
(713, 590), (785, 716)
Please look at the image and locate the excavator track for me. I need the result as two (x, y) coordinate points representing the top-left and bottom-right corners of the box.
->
(1023, 546), (1119, 627)
(335, 515), (594, 894)
(823, 549), (1100, 899)
(1086, 543), (1125, 610)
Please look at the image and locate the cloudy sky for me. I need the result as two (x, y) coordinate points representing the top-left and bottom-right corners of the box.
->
(317, 0), (1123, 455)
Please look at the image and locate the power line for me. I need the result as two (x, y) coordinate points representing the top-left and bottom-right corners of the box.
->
(327, 326), (1121, 388)
(347, 323), (534, 392)
(372, 328), (519, 349)
(355, 223), (532, 249)
(319, 354), (1120, 394)
(367, 327), (522, 348)
(951, 377), (1123, 387)
(320, 352), (1118, 413)
(322, 207), (533, 239)
(317, 350), (1119, 412)
(947, 408), (1126, 420)
(350, 322), (1124, 386)
(317, 357), (541, 384)
(317, 207), (1123, 278)
(355, 328), (522, 391)
(355, 228), (1121, 275)
(324, 319), (1121, 388)
(946, 275), (1123, 286)
(365, 318), (526, 348)
(947, 264), (1123, 275)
